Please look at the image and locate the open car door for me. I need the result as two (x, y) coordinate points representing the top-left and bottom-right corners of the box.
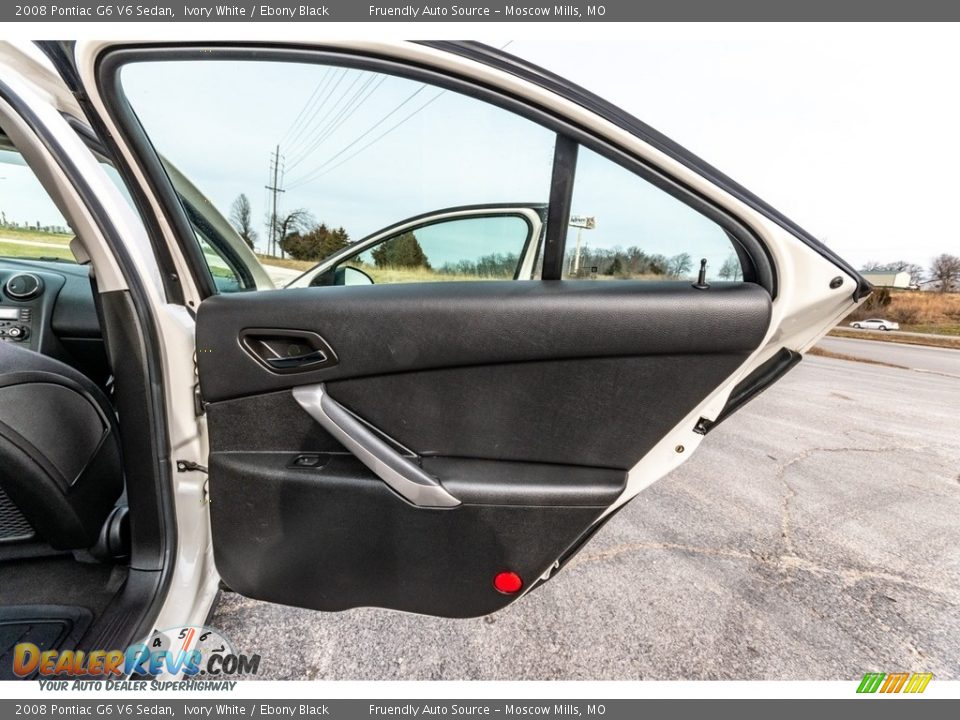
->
(284, 204), (546, 288)
(58, 40), (869, 618)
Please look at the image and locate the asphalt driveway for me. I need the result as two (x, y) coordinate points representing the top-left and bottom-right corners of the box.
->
(211, 354), (960, 680)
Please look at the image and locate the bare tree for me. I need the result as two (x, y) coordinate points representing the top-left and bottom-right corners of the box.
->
(229, 194), (258, 250)
(929, 253), (960, 292)
(666, 252), (693, 279)
(718, 253), (743, 281)
(268, 209), (313, 259)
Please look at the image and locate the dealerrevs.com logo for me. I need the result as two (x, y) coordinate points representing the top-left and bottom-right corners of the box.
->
(14, 626), (260, 683)
(857, 672), (933, 694)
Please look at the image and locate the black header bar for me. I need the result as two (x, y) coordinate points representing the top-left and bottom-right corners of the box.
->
(5, 0), (960, 22)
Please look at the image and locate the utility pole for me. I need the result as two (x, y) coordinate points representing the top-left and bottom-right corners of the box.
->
(568, 215), (596, 277)
(265, 145), (285, 257)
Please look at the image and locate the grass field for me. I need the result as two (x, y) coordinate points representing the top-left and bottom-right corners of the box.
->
(352, 264), (495, 284)
(0, 227), (75, 262)
(0, 227), (72, 244)
(828, 326), (960, 349)
(0, 240), (75, 262)
(256, 255), (498, 284)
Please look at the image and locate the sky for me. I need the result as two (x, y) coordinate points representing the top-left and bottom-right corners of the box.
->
(512, 25), (960, 270)
(2, 27), (958, 273)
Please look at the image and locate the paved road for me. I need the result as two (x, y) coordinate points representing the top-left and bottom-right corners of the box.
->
(262, 263), (304, 286)
(211, 355), (960, 680)
(818, 336), (960, 378)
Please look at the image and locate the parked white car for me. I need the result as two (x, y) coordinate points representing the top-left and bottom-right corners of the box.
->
(850, 318), (900, 331)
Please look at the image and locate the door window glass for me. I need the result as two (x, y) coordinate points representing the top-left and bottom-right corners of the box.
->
(0, 146), (75, 263)
(118, 60), (556, 290)
(563, 147), (743, 282)
(335, 214), (534, 284)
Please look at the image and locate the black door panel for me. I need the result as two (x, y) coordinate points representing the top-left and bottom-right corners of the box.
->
(327, 355), (750, 468)
(199, 280), (771, 616)
(209, 452), (613, 617)
(196, 281), (772, 402)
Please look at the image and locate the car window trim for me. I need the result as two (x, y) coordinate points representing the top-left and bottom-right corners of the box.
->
(542, 134), (577, 281)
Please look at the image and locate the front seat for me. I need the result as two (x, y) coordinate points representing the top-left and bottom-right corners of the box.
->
(0, 340), (123, 550)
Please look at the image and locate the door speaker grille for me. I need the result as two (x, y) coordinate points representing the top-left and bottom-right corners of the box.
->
(0, 486), (34, 542)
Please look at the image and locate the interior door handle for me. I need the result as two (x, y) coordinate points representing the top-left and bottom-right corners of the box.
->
(292, 384), (461, 508)
(240, 329), (338, 374)
(265, 349), (328, 370)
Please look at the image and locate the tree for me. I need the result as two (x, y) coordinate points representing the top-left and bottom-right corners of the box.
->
(268, 209), (312, 258)
(371, 232), (431, 269)
(861, 259), (924, 286)
(666, 252), (693, 279)
(228, 194), (258, 249)
(605, 256), (624, 276)
(280, 223), (351, 261)
(929, 253), (960, 292)
(719, 253), (743, 281)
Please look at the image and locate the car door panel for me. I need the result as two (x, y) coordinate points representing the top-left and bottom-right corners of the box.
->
(325, 355), (750, 468)
(196, 281), (772, 401)
(198, 280), (771, 616)
(209, 451), (614, 617)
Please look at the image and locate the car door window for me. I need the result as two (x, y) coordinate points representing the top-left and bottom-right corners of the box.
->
(0, 146), (75, 263)
(117, 60), (556, 290)
(305, 212), (539, 287)
(562, 146), (744, 282)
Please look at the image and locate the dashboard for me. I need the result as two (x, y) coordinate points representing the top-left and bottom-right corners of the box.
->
(0, 258), (109, 386)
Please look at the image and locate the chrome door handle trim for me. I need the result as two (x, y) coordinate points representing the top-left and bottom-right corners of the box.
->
(292, 383), (461, 508)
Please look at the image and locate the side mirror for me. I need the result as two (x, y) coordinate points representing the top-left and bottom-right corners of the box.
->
(334, 265), (374, 286)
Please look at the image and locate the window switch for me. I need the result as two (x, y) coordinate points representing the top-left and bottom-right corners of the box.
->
(292, 454), (322, 468)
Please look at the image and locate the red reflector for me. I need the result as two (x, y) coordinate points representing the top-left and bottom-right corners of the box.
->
(493, 571), (523, 594)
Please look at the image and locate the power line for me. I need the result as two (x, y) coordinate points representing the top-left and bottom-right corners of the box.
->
(285, 83), (438, 189)
(276, 67), (333, 149)
(284, 74), (385, 171)
(283, 67), (351, 160)
(284, 71), (368, 170)
(292, 88), (447, 186)
(282, 67), (343, 153)
(283, 39), (514, 190)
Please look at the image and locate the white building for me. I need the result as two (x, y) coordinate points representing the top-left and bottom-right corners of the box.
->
(861, 271), (912, 288)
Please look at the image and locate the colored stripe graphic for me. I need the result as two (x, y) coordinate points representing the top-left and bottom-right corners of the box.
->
(880, 673), (909, 693)
(857, 672), (932, 694)
(857, 673), (885, 693)
(904, 673), (933, 694)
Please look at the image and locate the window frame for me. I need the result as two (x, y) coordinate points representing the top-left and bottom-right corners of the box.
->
(95, 44), (775, 300)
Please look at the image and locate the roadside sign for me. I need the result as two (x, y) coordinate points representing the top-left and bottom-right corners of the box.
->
(569, 215), (596, 229)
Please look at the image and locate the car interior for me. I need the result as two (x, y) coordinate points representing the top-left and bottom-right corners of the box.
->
(0, 132), (130, 678)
